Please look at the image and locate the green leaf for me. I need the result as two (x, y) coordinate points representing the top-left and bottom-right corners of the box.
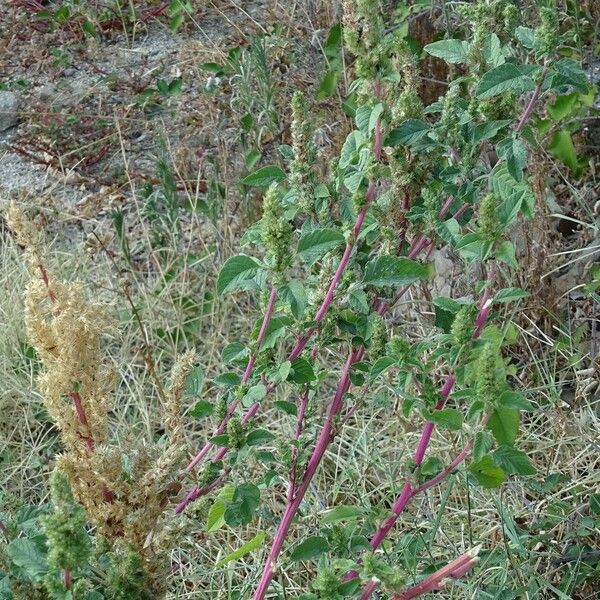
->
(370, 356), (395, 381)
(493, 445), (536, 475)
(499, 391), (534, 411)
(344, 171), (364, 194)
(363, 256), (433, 288)
(214, 372), (241, 387)
(549, 58), (589, 94)
(274, 400), (297, 416)
(242, 165), (286, 187)
(476, 63), (537, 99)
(6, 539), (48, 580)
(290, 535), (329, 561)
(497, 136), (528, 181)
(298, 228), (345, 266)
(315, 183), (331, 198)
(548, 93), (580, 122)
(278, 361), (292, 381)
(209, 434), (230, 447)
(259, 316), (290, 350)
(490, 164), (535, 224)
(455, 233), (491, 263)
(217, 254), (264, 295)
(487, 408), (520, 446)
(216, 532), (266, 567)
(321, 505), (364, 523)
(369, 103), (385, 133)
(548, 129), (581, 176)
(419, 457), (444, 478)
(190, 400), (213, 418)
(469, 455), (505, 488)
(170, 13), (185, 32)
(473, 430), (495, 462)
(82, 19), (98, 38)
(424, 39), (469, 64)
(280, 281), (307, 320)
(184, 366), (204, 397)
(590, 494), (600, 515)
(246, 428), (276, 446)
(386, 119), (431, 146)
(484, 33), (505, 67)
(515, 26), (535, 48)
(245, 148), (262, 169)
(317, 69), (339, 100)
(200, 62), (225, 74)
(495, 241), (518, 269)
(225, 483), (261, 526)
(207, 485), (235, 532)
(168, 79), (183, 95)
(242, 384), (267, 407)
(222, 342), (249, 364)
(324, 23), (342, 59)
(339, 130), (365, 169)
(288, 358), (316, 384)
(472, 119), (511, 142)
(433, 297), (461, 333)
(347, 288), (370, 314)
(54, 5), (70, 22)
(494, 287), (529, 303)
(427, 408), (464, 431)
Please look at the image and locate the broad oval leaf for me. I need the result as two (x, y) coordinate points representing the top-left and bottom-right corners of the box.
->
(386, 119), (431, 146)
(427, 408), (464, 431)
(320, 505), (365, 523)
(217, 254), (264, 295)
(298, 228), (345, 265)
(424, 39), (469, 64)
(469, 455), (505, 488)
(487, 407), (520, 446)
(242, 165), (286, 187)
(246, 428), (275, 446)
(363, 256), (433, 288)
(492, 445), (536, 475)
(207, 485), (236, 532)
(476, 63), (538, 99)
(494, 287), (529, 303)
(290, 535), (329, 561)
(6, 538), (48, 580)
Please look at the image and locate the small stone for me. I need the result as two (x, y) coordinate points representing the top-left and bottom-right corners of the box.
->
(0, 91), (20, 131)
(38, 84), (56, 101)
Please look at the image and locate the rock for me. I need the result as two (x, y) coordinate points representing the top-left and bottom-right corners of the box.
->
(0, 91), (20, 131)
(38, 84), (56, 101)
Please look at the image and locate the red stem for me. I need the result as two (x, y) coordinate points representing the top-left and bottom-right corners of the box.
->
(516, 67), (547, 133)
(63, 569), (72, 590)
(414, 376), (455, 465)
(186, 286), (278, 472)
(391, 548), (480, 600)
(70, 391), (95, 452)
(0, 520), (8, 540)
(355, 263), (497, 597)
(177, 200), (373, 513)
(415, 413), (490, 495)
(252, 352), (356, 599)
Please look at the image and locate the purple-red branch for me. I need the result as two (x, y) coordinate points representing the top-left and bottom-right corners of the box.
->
(185, 286), (278, 473)
(177, 194), (374, 514)
(252, 352), (356, 599)
(354, 259), (498, 599)
(516, 67), (547, 133)
(391, 547), (480, 600)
